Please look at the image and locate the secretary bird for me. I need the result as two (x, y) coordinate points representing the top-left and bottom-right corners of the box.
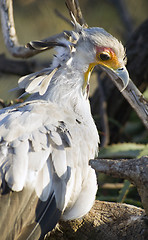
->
(0, 1), (129, 239)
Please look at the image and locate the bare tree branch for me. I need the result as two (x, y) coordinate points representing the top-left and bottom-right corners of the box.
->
(90, 156), (148, 216)
(0, 0), (68, 58)
(0, 0), (37, 57)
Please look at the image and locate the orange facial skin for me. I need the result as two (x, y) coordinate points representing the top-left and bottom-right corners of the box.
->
(96, 46), (122, 70)
(84, 46), (122, 91)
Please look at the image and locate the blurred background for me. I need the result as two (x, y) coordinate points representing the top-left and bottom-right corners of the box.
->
(0, 0), (148, 208)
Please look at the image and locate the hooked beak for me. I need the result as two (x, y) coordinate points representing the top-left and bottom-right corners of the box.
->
(100, 65), (129, 92)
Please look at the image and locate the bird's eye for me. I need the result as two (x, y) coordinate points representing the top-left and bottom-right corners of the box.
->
(99, 52), (110, 61)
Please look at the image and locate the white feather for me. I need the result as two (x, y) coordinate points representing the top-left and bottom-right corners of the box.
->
(51, 146), (67, 179)
(35, 158), (53, 201)
(28, 150), (50, 173)
(39, 68), (58, 95)
(25, 75), (44, 93)
(18, 67), (58, 96)
(49, 131), (63, 146)
(5, 140), (29, 191)
(18, 68), (50, 89)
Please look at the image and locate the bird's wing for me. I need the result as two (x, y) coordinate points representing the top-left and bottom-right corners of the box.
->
(0, 100), (72, 239)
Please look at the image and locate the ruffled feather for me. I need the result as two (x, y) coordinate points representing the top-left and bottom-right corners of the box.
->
(18, 67), (58, 95)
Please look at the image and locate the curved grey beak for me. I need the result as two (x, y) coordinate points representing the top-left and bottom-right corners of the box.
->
(114, 66), (129, 91)
(100, 65), (129, 92)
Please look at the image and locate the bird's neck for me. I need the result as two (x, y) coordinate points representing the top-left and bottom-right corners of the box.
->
(43, 65), (92, 121)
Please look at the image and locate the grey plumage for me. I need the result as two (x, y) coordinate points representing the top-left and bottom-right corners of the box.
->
(0, 16), (129, 239)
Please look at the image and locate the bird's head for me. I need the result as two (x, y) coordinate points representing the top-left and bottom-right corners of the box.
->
(26, 26), (129, 96)
(74, 27), (129, 92)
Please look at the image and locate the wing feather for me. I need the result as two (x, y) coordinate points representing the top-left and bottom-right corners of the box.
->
(35, 158), (53, 201)
(49, 130), (63, 146)
(18, 68), (50, 89)
(18, 67), (58, 96)
(0, 101), (72, 200)
(51, 146), (67, 179)
(39, 67), (58, 95)
(25, 76), (45, 93)
(5, 140), (29, 191)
